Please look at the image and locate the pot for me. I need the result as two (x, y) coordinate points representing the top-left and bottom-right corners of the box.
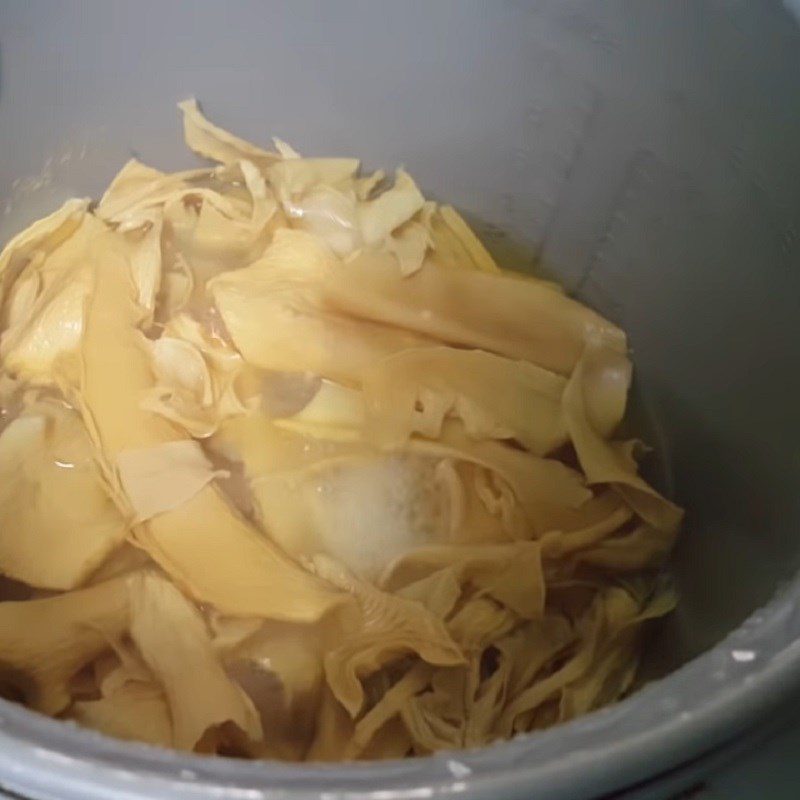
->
(0, 2), (799, 798)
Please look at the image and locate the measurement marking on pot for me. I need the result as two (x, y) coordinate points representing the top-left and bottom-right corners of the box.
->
(446, 760), (472, 779)
(731, 649), (756, 663)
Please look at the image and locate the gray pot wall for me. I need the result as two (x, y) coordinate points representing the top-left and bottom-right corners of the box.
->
(0, 2), (799, 798)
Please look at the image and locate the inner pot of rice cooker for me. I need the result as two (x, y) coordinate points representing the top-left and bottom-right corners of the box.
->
(0, 2), (799, 799)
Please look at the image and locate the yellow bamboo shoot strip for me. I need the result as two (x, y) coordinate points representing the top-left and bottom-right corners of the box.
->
(323, 251), (627, 376)
(0, 576), (130, 714)
(76, 225), (343, 621)
(209, 229), (432, 385)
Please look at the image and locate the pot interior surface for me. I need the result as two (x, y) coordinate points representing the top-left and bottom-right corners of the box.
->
(0, 1), (799, 797)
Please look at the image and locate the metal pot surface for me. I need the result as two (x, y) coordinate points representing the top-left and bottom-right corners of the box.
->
(0, 2), (799, 798)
